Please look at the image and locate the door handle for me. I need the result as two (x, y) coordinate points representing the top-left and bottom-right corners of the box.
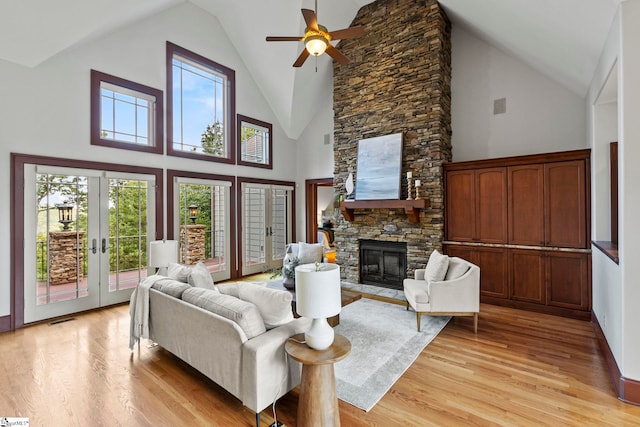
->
(90, 238), (98, 254)
(101, 238), (110, 253)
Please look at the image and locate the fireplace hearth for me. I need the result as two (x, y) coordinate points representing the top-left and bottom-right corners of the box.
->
(359, 240), (407, 290)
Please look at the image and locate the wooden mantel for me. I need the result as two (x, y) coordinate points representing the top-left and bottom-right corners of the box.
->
(339, 199), (429, 223)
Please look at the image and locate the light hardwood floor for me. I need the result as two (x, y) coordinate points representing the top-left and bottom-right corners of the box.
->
(1, 298), (640, 426)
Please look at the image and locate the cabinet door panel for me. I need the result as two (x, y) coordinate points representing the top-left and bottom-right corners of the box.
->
(446, 170), (476, 241)
(509, 165), (544, 246)
(546, 252), (590, 310)
(477, 168), (508, 243)
(545, 161), (586, 248)
(476, 247), (508, 298)
(443, 244), (475, 263)
(510, 249), (545, 303)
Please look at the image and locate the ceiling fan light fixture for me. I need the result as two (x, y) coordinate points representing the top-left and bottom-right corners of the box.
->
(305, 35), (328, 56)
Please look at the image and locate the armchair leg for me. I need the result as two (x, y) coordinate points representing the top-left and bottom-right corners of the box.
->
(416, 312), (421, 332)
(473, 312), (478, 334)
(256, 412), (260, 427)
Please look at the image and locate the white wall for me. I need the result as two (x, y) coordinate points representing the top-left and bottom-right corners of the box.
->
(294, 81), (335, 240)
(0, 3), (296, 318)
(618, 0), (640, 381)
(588, 0), (640, 382)
(451, 26), (588, 161)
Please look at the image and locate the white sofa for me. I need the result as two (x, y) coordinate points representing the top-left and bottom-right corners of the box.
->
(403, 253), (480, 333)
(142, 278), (311, 427)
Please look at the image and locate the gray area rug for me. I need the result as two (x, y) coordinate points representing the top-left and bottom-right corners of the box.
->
(333, 298), (449, 412)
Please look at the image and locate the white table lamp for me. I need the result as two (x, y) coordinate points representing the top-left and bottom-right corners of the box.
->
(149, 240), (178, 276)
(295, 263), (341, 350)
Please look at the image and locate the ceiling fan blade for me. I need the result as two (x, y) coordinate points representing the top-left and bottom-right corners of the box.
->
(328, 26), (365, 40)
(325, 44), (349, 65)
(293, 49), (311, 67)
(266, 36), (304, 42)
(301, 8), (319, 31)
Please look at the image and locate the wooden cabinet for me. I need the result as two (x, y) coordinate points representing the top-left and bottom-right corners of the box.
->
(545, 161), (587, 248)
(546, 251), (590, 310)
(510, 249), (545, 304)
(508, 164), (545, 246)
(445, 244), (509, 299)
(446, 167), (507, 244)
(444, 149), (591, 319)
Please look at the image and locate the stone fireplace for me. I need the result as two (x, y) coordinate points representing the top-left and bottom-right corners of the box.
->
(332, 0), (452, 285)
(360, 240), (407, 289)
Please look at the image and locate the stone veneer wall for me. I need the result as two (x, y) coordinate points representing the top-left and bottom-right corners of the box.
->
(332, 0), (452, 283)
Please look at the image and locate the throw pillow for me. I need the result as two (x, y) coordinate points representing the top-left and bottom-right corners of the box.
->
(297, 242), (324, 264)
(188, 262), (217, 291)
(182, 288), (266, 339)
(445, 257), (470, 281)
(238, 283), (294, 329)
(167, 262), (191, 283)
(151, 278), (191, 298)
(424, 249), (449, 283)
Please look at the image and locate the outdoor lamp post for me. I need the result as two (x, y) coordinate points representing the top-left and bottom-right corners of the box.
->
(56, 202), (74, 231)
(189, 204), (198, 224)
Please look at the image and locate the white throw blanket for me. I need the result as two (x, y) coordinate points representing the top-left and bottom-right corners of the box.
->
(129, 274), (166, 350)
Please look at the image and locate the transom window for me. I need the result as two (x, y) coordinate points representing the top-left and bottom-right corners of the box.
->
(167, 42), (236, 163)
(237, 115), (273, 169)
(90, 70), (163, 154)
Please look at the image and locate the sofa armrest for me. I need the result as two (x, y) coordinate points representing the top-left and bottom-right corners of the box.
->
(414, 269), (426, 280)
(428, 265), (480, 313)
(241, 317), (312, 412)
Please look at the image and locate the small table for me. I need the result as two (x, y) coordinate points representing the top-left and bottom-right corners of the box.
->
(285, 333), (351, 427)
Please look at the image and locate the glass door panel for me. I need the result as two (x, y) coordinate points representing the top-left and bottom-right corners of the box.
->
(241, 183), (293, 276)
(24, 166), (155, 322)
(175, 178), (232, 282)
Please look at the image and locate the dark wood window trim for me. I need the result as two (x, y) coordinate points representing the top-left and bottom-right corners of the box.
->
(236, 114), (273, 169)
(166, 41), (236, 164)
(166, 170), (237, 278)
(593, 142), (619, 264)
(610, 142), (618, 245)
(10, 153), (164, 331)
(305, 178), (333, 242)
(90, 69), (164, 154)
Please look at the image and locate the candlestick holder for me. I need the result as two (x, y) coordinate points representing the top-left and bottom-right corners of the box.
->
(406, 177), (413, 200)
(415, 185), (421, 200)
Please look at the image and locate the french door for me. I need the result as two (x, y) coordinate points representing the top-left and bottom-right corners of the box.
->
(23, 165), (155, 323)
(173, 177), (232, 283)
(241, 183), (293, 276)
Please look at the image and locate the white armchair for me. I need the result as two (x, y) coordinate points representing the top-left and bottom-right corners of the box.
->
(403, 253), (480, 333)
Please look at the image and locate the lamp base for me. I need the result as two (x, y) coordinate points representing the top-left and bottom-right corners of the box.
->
(305, 318), (335, 350)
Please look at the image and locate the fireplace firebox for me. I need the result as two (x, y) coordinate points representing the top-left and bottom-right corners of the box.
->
(359, 240), (407, 290)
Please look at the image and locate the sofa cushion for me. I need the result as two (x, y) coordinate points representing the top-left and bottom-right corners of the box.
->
(168, 262), (191, 283)
(297, 242), (324, 264)
(238, 283), (294, 329)
(217, 282), (240, 298)
(425, 249), (449, 283)
(188, 262), (217, 291)
(181, 287), (266, 339)
(151, 278), (191, 298)
(445, 257), (470, 281)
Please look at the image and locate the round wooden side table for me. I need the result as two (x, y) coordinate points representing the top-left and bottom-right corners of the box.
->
(285, 332), (351, 427)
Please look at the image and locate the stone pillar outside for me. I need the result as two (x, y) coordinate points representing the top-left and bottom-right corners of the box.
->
(48, 231), (85, 285)
(180, 224), (206, 265)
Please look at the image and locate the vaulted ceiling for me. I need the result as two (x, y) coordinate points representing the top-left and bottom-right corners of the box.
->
(0, 0), (623, 139)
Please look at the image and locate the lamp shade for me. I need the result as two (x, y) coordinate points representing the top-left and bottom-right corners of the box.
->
(295, 263), (341, 350)
(305, 35), (328, 56)
(295, 263), (341, 318)
(149, 240), (178, 269)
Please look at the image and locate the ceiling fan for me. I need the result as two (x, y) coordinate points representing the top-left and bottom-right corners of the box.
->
(265, 0), (365, 68)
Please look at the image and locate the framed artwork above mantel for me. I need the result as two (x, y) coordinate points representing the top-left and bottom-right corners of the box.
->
(355, 132), (403, 200)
